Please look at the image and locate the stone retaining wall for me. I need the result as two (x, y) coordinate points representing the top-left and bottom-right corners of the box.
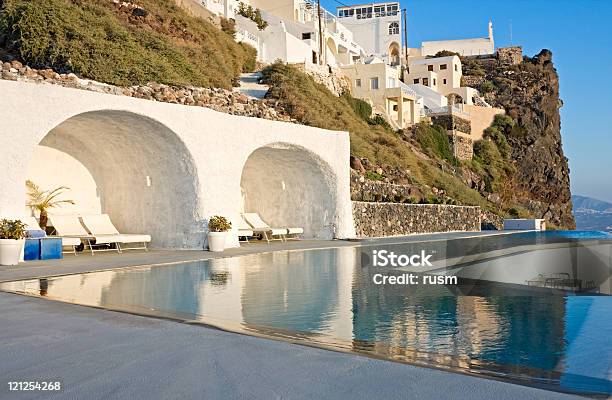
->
(480, 209), (505, 230)
(352, 201), (481, 237)
(430, 114), (471, 135)
(0, 59), (293, 122)
(450, 134), (474, 160)
(350, 172), (422, 203)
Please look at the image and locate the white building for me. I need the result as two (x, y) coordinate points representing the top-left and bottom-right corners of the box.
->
(340, 57), (420, 130)
(419, 22), (494, 57)
(217, 0), (364, 67)
(336, 2), (402, 66)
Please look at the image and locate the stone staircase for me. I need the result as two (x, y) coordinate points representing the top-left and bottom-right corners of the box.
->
(233, 72), (269, 99)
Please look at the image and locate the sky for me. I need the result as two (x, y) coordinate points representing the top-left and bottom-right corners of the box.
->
(322, 0), (612, 203)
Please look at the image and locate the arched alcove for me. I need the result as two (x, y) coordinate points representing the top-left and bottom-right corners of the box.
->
(28, 110), (201, 249)
(240, 143), (337, 239)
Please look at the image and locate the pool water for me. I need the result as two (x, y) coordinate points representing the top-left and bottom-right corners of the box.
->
(2, 233), (611, 396)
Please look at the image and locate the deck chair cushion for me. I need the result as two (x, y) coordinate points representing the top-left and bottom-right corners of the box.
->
(48, 214), (91, 237)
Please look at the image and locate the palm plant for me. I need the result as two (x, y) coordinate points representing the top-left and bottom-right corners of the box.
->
(26, 180), (75, 229)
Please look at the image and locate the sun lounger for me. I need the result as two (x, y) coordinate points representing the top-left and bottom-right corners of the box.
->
(24, 216), (82, 255)
(285, 227), (304, 241)
(48, 214), (120, 255)
(242, 213), (299, 243)
(237, 216), (254, 243)
(80, 214), (151, 252)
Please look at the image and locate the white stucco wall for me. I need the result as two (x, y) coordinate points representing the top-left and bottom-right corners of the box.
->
(0, 80), (355, 249)
(26, 146), (102, 216)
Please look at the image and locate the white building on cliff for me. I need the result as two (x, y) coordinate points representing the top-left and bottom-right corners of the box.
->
(336, 2), (402, 65)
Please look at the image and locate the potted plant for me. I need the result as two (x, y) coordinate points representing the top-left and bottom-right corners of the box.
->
(26, 180), (75, 230)
(0, 219), (27, 266)
(207, 216), (232, 252)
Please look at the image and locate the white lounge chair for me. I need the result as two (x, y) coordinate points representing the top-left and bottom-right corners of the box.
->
(23, 216), (82, 255)
(242, 213), (302, 243)
(237, 217), (254, 243)
(80, 214), (151, 252)
(48, 214), (120, 255)
(285, 227), (304, 241)
(242, 213), (286, 243)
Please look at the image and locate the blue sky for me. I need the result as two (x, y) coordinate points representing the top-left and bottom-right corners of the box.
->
(322, 0), (612, 203)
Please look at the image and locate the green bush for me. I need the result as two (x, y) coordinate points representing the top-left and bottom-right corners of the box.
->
(0, 0), (256, 88)
(208, 216), (232, 232)
(365, 171), (384, 181)
(343, 93), (372, 121)
(237, 2), (268, 30)
(0, 219), (27, 240)
(220, 17), (236, 37)
(414, 122), (458, 166)
(367, 114), (392, 130)
(479, 80), (495, 93)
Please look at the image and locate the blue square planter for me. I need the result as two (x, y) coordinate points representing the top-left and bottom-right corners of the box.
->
(24, 239), (41, 261)
(40, 238), (63, 260)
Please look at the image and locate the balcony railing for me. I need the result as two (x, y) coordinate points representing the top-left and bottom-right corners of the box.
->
(423, 105), (470, 118)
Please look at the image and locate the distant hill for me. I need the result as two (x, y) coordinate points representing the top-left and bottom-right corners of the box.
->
(572, 195), (612, 231)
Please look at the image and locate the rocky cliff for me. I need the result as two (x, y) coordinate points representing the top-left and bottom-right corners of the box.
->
(463, 49), (575, 229)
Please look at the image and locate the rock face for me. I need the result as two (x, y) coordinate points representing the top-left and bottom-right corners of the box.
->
(0, 58), (294, 122)
(352, 201), (481, 237)
(464, 50), (575, 228)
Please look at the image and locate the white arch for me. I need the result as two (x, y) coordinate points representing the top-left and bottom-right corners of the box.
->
(326, 37), (339, 66)
(29, 110), (202, 249)
(240, 142), (338, 239)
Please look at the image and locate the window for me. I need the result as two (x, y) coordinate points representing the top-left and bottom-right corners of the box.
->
(427, 65), (434, 72)
(388, 22), (400, 35)
(374, 6), (386, 17)
(302, 32), (312, 40)
(413, 78), (419, 84)
(387, 4), (399, 15)
(440, 64), (447, 70)
(443, 78), (447, 84)
(355, 79), (362, 87)
(370, 77), (379, 90)
(357, 7), (372, 19)
(338, 9), (354, 18)
(454, 64), (458, 71)
(423, 77), (429, 86)
(433, 79), (437, 85)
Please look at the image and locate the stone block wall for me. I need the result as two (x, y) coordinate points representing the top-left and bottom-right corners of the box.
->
(352, 201), (481, 237)
(497, 47), (523, 65)
(449, 134), (473, 160)
(431, 114), (471, 135)
(0, 60), (294, 122)
(350, 173), (422, 203)
(480, 209), (504, 230)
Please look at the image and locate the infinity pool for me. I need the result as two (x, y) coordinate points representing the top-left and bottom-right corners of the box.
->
(2, 232), (611, 396)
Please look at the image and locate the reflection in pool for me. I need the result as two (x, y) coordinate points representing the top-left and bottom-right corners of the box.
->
(2, 240), (611, 396)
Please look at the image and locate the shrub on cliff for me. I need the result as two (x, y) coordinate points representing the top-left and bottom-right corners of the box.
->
(0, 0), (256, 88)
(414, 122), (458, 166)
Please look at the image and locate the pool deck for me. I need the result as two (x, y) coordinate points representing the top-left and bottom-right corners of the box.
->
(0, 292), (583, 400)
(2, 230), (580, 400)
(0, 231), (518, 282)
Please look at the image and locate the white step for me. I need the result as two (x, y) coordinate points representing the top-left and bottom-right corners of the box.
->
(234, 72), (269, 100)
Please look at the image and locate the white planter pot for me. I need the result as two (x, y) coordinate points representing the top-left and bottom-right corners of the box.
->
(207, 232), (227, 252)
(0, 239), (25, 266)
